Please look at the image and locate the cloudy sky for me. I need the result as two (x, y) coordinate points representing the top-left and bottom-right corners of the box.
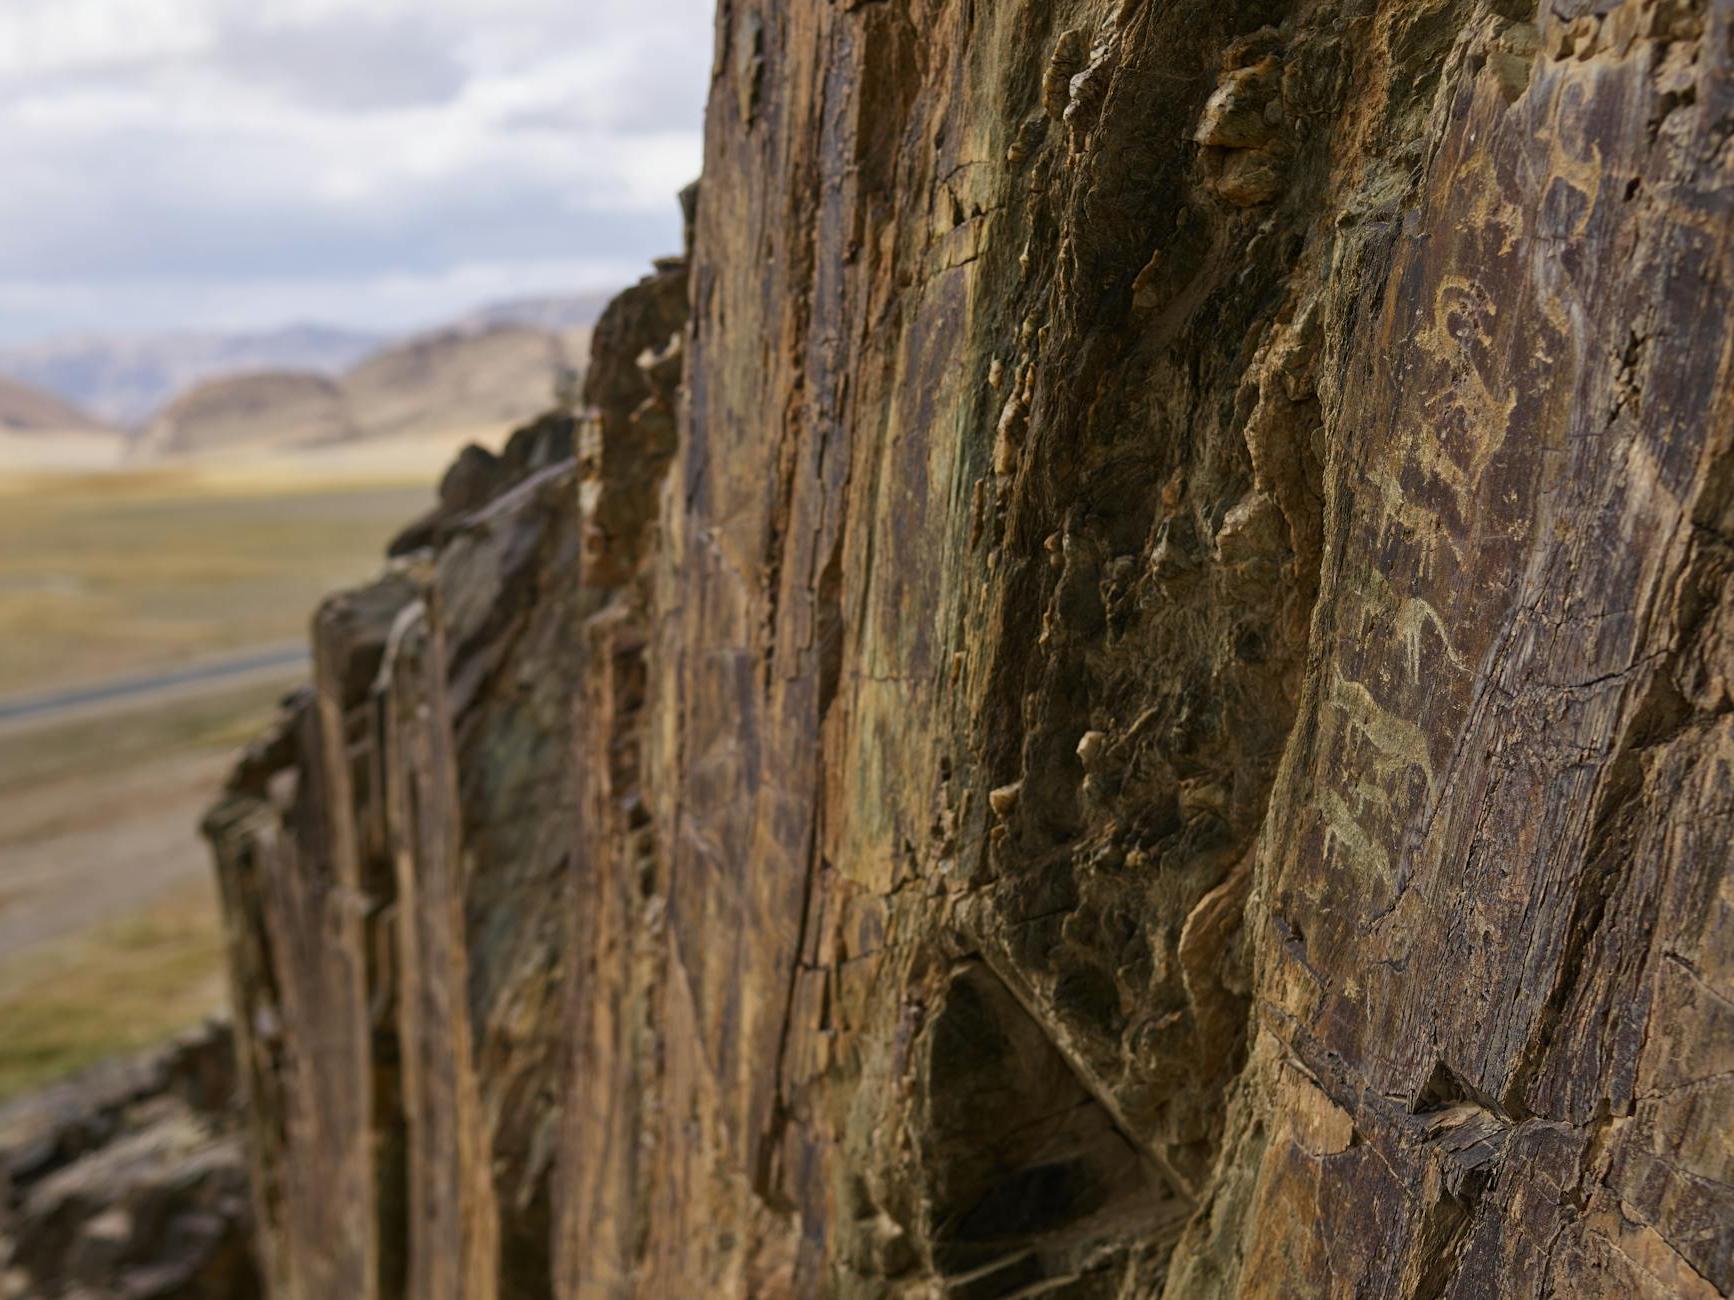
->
(0, 0), (716, 343)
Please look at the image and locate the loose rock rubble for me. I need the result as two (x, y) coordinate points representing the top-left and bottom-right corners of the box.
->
(0, 1023), (258, 1300)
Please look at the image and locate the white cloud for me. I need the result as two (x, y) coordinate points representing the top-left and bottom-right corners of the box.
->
(0, 0), (713, 342)
(0, 0), (215, 77)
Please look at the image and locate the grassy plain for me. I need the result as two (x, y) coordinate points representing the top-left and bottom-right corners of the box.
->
(0, 463), (439, 695)
(0, 679), (283, 1101)
(0, 880), (227, 1100)
(0, 445), (467, 1098)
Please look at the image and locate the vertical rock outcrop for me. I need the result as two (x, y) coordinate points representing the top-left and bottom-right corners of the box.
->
(205, 258), (690, 1300)
(207, 411), (590, 1300)
(208, 1), (1733, 1296)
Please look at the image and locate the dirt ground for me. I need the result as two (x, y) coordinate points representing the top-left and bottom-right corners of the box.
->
(0, 746), (235, 959)
(0, 678), (293, 1099)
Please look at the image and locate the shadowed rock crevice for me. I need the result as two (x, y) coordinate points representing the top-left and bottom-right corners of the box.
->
(911, 962), (1180, 1296)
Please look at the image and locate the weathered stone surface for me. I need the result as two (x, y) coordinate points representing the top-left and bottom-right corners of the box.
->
(0, 1023), (258, 1300)
(207, 0), (1733, 1296)
(204, 259), (688, 1300)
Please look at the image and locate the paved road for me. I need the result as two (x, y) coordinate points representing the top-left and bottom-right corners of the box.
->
(0, 643), (310, 728)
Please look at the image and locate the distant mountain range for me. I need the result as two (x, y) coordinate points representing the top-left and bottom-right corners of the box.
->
(137, 323), (587, 459)
(0, 374), (111, 435)
(0, 325), (383, 429)
(0, 290), (614, 429)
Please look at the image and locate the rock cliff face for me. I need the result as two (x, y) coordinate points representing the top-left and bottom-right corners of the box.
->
(207, 0), (1733, 1296)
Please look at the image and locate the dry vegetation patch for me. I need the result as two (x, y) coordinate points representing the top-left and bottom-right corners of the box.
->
(0, 880), (226, 1102)
(0, 462), (436, 695)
